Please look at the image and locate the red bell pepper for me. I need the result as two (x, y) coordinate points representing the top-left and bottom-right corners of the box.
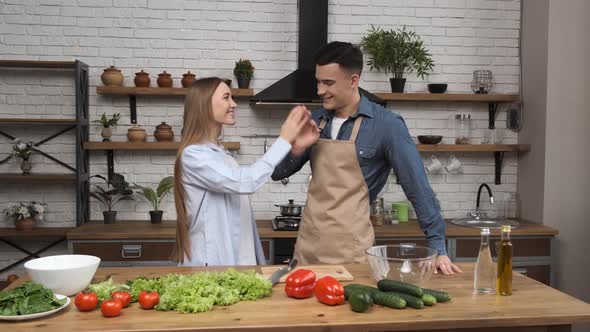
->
(314, 276), (345, 306)
(285, 269), (316, 299)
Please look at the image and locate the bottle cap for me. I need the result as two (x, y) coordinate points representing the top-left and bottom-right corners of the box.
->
(501, 225), (511, 232)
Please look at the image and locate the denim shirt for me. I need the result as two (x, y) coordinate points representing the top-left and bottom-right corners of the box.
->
(271, 96), (447, 255)
(180, 137), (292, 266)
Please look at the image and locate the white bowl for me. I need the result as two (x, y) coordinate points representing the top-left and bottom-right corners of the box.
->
(24, 255), (100, 296)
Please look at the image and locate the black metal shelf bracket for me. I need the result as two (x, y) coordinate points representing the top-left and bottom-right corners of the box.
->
(488, 103), (498, 129)
(494, 151), (505, 185)
(107, 150), (115, 182)
(130, 95), (137, 124)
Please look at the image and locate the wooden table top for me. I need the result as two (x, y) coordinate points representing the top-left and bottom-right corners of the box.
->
(4, 263), (589, 332)
(65, 219), (558, 240)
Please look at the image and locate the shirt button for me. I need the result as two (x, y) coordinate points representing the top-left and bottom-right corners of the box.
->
(360, 151), (364, 155)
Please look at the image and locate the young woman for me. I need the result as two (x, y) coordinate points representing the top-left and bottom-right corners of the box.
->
(173, 77), (312, 266)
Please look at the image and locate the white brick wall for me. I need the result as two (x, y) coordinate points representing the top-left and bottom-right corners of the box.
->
(0, 0), (521, 276)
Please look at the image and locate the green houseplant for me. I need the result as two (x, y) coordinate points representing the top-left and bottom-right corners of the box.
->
(93, 113), (121, 141)
(233, 58), (255, 89)
(360, 26), (434, 92)
(90, 173), (134, 224)
(10, 139), (36, 174)
(130, 176), (174, 224)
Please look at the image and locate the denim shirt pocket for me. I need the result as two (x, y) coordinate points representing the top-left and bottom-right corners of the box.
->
(356, 144), (377, 166)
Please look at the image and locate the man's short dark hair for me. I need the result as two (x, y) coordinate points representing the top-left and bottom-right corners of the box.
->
(314, 41), (363, 75)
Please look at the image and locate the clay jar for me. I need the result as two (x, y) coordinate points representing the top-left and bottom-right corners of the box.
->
(101, 66), (124, 86)
(157, 70), (173, 88)
(127, 125), (147, 142)
(154, 122), (174, 142)
(181, 71), (196, 88)
(134, 70), (150, 87)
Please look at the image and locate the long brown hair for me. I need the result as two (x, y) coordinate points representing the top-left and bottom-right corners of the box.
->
(172, 77), (223, 263)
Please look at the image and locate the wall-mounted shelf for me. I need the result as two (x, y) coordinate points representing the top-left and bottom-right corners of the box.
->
(0, 118), (83, 125)
(96, 86), (253, 124)
(374, 92), (520, 130)
(0, 173), (79, 183)
(416, 144), (530, 185)
(84, 141), (240, 180)
(0, 60), (78, 69)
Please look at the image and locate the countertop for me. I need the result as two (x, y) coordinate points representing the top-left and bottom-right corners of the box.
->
(5, 263), (589, 332)
(65, 219), (558, 240)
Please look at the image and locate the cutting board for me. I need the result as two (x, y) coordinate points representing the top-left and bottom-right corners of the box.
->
(260, 265), (354, 283)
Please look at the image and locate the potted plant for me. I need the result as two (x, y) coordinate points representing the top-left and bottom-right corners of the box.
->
(3, 201), (47, 231)
(233, 58), (255, 89)
(10, 139), (36, 174)
(360, 26), (434, 93)
(131, 176), (174, 224)
(89, 173), (134, 224)
(93, 113), (121, 141)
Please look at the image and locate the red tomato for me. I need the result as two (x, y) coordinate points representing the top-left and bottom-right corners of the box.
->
(74, 292), (98, 312)
(101, 299), (123, 317)
(111, 291), (131, 308)
(138, 290), (159, 310)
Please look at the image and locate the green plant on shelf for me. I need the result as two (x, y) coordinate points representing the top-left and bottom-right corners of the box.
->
(130, 176), (174, 212)
(93, 113), (121, 128)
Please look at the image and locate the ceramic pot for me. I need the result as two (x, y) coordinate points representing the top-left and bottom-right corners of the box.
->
(101, 66), (124, 87)
(237, 77), (251, 89)
(134, 69), (150, 88)
(154, 122), (174, 142)
(149, 210), (163, 224)
(181, 71), (196, 88)
(157, 70), (173, 88)
(127, 125), (147, 142)
(15, 217), (36, 231)
(103, 211), (117, 224)
(20, 159), (32, 175)
(101, 127), (112, 141)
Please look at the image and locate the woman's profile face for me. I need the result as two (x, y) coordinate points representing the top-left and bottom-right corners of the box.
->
(211, 82), (237, 126)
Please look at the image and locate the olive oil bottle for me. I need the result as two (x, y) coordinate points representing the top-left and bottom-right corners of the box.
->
(497, 225), (513, 295)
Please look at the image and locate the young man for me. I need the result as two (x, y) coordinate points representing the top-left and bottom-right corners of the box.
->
(272, 41), (461, 275)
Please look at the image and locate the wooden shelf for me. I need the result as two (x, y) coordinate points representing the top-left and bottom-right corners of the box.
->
(0, 60), (77, 69)
(83, 141), (241, 151)
(0, 118), (78, 125)
(96, 86), (254, 97)
(416, 144), (530, 152)
(374, 92), (520, 103)
(0, 173), (77, 182)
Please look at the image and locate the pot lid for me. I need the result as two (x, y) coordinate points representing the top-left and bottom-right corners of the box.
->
(158, 70), (171, 76)
(276, 199), (303, 208)
(183, 71), (195, 76)
(135, 69), (149, 75)
(156, 122), (172, 130)
(128, 125), (146, 132)
(104, 66), (121, 72)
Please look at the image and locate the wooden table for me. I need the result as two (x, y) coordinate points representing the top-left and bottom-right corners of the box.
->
(4, 263), (589, 332)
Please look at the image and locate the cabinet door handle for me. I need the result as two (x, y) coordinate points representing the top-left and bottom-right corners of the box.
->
(121, 245), (142, 259)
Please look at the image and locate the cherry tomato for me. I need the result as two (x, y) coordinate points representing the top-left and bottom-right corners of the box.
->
(138, 290), (159, 310)
(74, 292), (99, 312)
(101, 299), (123, 317)
(111, 291), (131, 308)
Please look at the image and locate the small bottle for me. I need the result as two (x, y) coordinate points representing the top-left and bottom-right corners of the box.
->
(474, 228), (495, 294)
(497, 225), (513, 295)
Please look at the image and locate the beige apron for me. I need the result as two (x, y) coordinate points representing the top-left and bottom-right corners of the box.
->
(294, 116), (374, 264)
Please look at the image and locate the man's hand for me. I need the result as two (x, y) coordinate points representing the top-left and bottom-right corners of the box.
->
(291, 118), (320, 156)
(435, 255), (462, 275)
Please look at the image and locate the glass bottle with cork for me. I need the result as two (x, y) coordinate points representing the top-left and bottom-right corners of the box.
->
(497, 225), (513, 295)
(474, 228), (495, 294)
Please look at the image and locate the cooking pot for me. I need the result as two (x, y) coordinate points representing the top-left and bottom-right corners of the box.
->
(275, 199), (303, 217)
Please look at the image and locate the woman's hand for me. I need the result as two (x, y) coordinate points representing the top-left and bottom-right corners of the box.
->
(291, 119), (320, 156)
(279, 105), (311, 144)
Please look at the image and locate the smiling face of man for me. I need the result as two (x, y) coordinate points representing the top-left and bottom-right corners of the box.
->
(315, 63), (360, 112)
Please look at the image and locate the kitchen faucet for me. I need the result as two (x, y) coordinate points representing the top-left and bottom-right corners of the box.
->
(472, 183), (494, 218)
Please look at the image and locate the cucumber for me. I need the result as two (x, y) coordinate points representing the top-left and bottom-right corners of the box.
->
(386, 291), (424, 309)
(349, 290), (373, 313)
(377, 279), (423, 297)
(344, 284), (406, 309)
(422, 288), (452, 303)
(421, 293), (437, 306)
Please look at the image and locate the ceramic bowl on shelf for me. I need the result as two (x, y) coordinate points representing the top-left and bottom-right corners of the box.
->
(366, 245), (438, 285)
(417, 135), (443, 144)
(427, 83), (448, 94)
(24, 254), (100, 296)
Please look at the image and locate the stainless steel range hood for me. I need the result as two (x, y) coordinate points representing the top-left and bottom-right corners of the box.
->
(250, 0), (385, 106)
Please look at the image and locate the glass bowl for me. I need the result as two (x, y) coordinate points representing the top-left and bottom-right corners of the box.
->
(366, 245), (438, 285)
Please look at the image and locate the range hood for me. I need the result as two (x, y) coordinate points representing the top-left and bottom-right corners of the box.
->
(250, 0), (385, 106)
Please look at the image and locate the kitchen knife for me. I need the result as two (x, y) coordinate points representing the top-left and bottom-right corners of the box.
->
(268, 258), (298, 286)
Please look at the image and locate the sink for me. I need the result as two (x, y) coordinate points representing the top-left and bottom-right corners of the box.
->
(450, 217), (519, 229)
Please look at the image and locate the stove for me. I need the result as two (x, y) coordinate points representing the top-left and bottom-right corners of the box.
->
(272, 216), (301, 231)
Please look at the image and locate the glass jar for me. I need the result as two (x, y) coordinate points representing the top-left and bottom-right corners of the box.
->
(503, 193), (520, 220)
(471, 70), (494, 94)
(454, 113), (472, 144)
(370, 198), (384, 226)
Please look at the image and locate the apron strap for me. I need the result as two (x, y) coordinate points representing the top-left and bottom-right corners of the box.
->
(349, 116), (363, 142)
